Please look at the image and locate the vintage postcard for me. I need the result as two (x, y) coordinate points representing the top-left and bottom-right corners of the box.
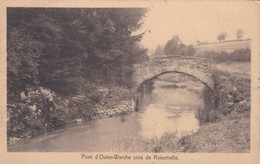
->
(0, 0), (259, 163)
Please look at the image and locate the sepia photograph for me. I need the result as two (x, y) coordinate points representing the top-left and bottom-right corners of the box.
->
(1, 0), (259, 163)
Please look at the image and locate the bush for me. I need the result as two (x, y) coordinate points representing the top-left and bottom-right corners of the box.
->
(196, 85), (219, 125)
(67, 96), (96, 119)
(196, 105), (219, 125)
(109, 86), (134, 101)
(196, 70), (251, 125)
(7, 87), (68, 139)
(215, 71), (250, 115)
(7, 81), (120, 140)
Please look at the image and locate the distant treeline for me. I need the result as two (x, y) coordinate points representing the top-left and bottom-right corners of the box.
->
(152, 35), (250, 63)
(200, 48), (251, 63)
(152, 35), (196, 57)
(196, 39), (251, 46)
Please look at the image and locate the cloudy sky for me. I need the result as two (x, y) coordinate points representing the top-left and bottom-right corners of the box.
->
(136, 1), (257, 51)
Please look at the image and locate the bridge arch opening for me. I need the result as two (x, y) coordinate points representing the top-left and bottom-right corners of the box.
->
(136, 71), (213, 93)
(134, 71), (214, 112)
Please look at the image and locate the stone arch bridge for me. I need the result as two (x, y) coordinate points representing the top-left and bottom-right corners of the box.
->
(133, 55), (215, 91)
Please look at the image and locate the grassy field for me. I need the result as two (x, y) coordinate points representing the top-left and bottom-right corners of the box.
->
(195, 40), (251, 55)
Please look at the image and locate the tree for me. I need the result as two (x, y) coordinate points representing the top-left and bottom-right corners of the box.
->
(7, 8), (148, 98)
(217, 32), (228, 42)
(164, 35), (183, 56)
(164, 35), (195, 56)
(152, 45), (164, 56)
(236, 29), (244, 40)
(180, 45), (196, 56)
(7, 9), (45, 100)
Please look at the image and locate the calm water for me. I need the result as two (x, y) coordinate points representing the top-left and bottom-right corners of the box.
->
(8, 74), (204, 152)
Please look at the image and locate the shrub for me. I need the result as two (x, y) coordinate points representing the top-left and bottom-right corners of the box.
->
(7, 87), (72, 139)
(109, 86), (134, 101)
(67, 96), (95, 119)
(216, 71), (250, 115)
(7, 87), (65, 139)
(196, 70), (251, 125)
(7, 83), (132, 140)
(196, 86), (219, 125)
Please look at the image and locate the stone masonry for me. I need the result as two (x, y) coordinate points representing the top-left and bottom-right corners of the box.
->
(133, 55), (215, 91)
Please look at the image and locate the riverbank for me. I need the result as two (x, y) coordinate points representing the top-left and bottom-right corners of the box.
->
(181, 111), (250, 152)
(8, 73), (206, 151)
(181, 63), (250, 152)
(7, 86), (135, 144)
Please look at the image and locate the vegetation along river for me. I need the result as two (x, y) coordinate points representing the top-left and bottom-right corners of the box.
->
(8, 73), (205, 152)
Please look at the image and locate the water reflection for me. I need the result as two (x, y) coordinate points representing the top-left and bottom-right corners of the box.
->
(137, 76), (203, 138)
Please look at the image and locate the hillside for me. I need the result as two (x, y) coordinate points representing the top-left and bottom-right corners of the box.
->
(195, 40), (251, 55)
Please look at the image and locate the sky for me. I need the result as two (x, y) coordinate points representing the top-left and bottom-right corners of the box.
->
(135, 1), (257, 52)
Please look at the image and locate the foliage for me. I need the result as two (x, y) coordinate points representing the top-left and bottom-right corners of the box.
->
(7, 23), (43, 101)
(7, 8), (148, 98)
(214, 71), (250, 115)
(196, 70), (250, 125)
(164, 35), (195, 56)
(109, 86), (135, 101)
(196, 85), (219, 125)
(7, 87), (67, 138)
(7, 8), (148, 139)
(152, 45), (164, 56)
(217, 32), (228, 42)
(201, 48), (251, 63)
(7, 85), (102, 139)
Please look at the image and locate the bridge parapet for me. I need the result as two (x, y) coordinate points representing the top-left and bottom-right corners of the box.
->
(133, 55), (215, 90)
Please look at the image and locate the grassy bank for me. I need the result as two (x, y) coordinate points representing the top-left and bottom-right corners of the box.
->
(182, 111), (250, 152)
(183, 67), (250, 152)
(111, 113), (250, 153)
(109, 132), (192, 153)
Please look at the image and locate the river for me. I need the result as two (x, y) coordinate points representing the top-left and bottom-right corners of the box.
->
(8, 73), (204, 152)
